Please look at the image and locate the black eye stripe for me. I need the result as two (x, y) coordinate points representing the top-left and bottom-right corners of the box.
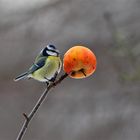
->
(46, 47), (53, 51)
(49, 44), (55, 49)
(47, 45), (56, 51)
(47, 48), (55, 51)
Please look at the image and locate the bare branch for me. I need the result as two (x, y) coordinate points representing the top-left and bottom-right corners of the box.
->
(16, 73), (68, 140)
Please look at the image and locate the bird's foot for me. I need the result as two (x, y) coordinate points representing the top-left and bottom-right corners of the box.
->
(46, 82), (50, 87)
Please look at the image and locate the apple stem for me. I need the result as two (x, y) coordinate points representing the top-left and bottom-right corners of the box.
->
(80, 69), (86, 77)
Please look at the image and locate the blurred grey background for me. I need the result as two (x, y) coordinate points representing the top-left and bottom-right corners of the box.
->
(0, 0), (140, 140)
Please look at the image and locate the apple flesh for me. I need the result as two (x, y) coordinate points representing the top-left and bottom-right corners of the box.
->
(63, 46), (97, 79)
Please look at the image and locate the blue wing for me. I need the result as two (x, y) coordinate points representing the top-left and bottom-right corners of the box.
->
(29, 57), (46, 74)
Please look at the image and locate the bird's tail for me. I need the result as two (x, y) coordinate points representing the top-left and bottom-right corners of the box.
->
(14, 72), (28, 82)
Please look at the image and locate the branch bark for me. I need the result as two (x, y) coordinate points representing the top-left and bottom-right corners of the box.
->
(16, 73), (68, 140)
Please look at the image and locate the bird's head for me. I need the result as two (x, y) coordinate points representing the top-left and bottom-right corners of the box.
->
(42, 44), (60, 57)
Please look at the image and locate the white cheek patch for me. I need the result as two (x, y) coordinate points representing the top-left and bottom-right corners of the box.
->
(46, 50), (57, 56)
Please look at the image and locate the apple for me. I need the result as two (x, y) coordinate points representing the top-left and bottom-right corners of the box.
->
(63, 46), (97, 79)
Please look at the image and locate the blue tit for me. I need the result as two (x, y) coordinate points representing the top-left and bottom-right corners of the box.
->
(14, 44), (62, 85)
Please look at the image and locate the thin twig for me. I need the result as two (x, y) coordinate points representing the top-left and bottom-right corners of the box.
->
(16, 73), (68, 140)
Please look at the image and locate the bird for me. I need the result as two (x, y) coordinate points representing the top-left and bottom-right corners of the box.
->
(14, 44), (62, 86)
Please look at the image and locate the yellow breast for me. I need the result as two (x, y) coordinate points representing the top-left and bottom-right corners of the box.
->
(31, 56), (61, 82)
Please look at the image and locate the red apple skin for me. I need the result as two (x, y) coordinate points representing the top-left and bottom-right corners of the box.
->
(63, 46), (97, 79)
